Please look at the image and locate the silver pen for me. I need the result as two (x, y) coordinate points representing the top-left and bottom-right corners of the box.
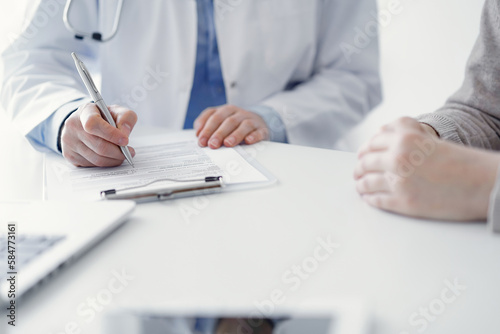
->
(100, 176), (224, 203)
(71, 52), (134, 167)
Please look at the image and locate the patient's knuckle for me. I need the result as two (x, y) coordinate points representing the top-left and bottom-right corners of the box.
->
(360, 157), (370, 172)
(371, 196), (384, 208)
(395, 116), (413, 127)
(403, 132), (422, 146)
(355, 179), (364, 193)
(380, 124), (390, 132)
(357, 178), (367, 192)
(362, 177), (372, 190)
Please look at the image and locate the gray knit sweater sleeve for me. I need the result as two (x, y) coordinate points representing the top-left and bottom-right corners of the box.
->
(417, 0), (500, 231)
(417, 0), (500, 149)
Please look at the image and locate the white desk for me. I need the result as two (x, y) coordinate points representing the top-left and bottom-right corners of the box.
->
(2, 121), (500, 334)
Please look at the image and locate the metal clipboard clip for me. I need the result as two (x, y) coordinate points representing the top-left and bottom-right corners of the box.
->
(100, 176), (224, 203)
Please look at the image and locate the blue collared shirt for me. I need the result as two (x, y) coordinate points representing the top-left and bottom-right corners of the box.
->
(184, 0), (287, 143)
(184, 0), (227, 129)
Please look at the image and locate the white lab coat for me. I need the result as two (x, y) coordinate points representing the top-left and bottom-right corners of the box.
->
(1, 0), (381, 150)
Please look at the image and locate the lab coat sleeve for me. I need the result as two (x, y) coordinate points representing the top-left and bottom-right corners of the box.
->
(41, 98), (91, 153)
(258, 0), (382, 149)
(0, 0), (98, 153)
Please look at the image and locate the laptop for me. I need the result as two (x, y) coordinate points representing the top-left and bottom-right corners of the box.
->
(0, 200), (135, 301)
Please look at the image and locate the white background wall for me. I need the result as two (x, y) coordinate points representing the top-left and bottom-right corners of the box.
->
(0, 0), (486, 151)
(341, 0), (484, 150)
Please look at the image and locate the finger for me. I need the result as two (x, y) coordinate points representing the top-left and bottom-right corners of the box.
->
(420, 123), (440, 138)
(62, 150), (93, 168)
(205, 113), (248, 148)
(358, 132), (394, 158)
(128, 146), (136, 157)
(110, 105), (138, 137)
(382, 117), (420, 133)
(221, 118), (256, 147)
(362, 193), (399, 212)
(194, 108), (217, 135)
(356, 173), (392, 195)
(353, 152), (391, 179)
(198, 107), (237, 147)
(208, 114), (247, 148)
(78, 133), (126, 160)
(74, 141), (126, 167)
(244, 127), (269, 145)
(80, 104), (129, 147)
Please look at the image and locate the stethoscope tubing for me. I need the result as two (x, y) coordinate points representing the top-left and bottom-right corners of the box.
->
(63, 0), (124, 42)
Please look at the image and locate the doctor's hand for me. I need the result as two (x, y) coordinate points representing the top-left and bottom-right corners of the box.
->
(353, 117), (500, 221)
(194, 105), (269, 149)
(60, 103), (137, 167)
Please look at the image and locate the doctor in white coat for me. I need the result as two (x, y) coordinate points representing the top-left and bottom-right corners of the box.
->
(1, 0), (381, 167)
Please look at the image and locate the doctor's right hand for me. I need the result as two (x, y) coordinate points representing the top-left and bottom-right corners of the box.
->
(60, 103), (137, 167)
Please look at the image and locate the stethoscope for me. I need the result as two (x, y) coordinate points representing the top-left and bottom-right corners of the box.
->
(63, 0), (124, 42)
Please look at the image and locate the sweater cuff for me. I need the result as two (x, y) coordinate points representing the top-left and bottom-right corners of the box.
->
(416, 113), (464, 144)
(488, 165), (500, 233)
(247, 105), (288, 143)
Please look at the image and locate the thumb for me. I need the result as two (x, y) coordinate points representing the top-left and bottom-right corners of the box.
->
(109, 105), (138, 137)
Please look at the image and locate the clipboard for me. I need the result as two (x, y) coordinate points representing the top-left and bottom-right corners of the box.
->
(44, 133), (278, 202)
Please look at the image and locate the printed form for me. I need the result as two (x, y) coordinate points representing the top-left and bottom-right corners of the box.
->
(44, 133), (274, 201)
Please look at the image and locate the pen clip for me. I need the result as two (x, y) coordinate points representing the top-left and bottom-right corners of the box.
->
(157, 179), (223, 200)
(72, 52), (101, 99)
(81, 66), (100, 95)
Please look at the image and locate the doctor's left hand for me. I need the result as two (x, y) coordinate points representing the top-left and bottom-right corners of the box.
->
(194, 105), (269, 149)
